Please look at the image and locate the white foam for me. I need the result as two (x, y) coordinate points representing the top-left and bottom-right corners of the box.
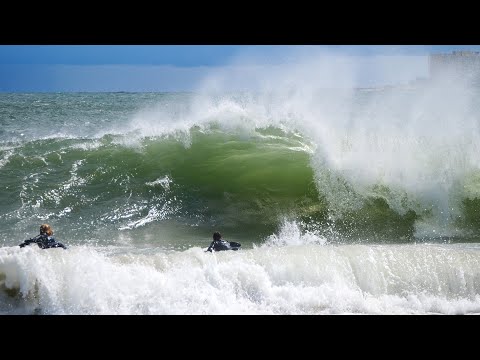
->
(3, 242), (479, 314)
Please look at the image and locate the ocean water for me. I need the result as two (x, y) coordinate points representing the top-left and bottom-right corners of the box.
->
(1, 87), (480, 315)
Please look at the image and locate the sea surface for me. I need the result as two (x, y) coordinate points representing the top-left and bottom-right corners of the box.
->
(1, 87), (480, 314)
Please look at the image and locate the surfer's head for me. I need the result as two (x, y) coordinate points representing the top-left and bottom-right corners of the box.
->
(40, 224), (53, 236)
(213, 232), (222, 241)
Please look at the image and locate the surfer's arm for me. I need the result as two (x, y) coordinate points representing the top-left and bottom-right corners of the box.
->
(206, 241), (214, 252)
(19, 236), (40, 248)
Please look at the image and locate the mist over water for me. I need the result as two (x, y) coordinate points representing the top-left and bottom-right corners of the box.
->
(190, 52), (480, 242)
(2, 48), (480, 314)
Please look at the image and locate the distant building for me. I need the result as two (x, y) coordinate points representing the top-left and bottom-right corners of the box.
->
(429, 51), (480, 82)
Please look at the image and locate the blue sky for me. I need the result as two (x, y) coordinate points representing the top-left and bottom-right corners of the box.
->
(1, 45), (479, 92)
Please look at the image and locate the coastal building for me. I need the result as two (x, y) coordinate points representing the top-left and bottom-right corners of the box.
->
(429, 51), (480, 82)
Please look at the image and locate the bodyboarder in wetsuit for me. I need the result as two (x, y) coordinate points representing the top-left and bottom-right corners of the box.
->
(19, 224), (67, 249)
(206, 231), (240, 252)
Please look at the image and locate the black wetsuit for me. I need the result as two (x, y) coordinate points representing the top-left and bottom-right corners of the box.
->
(19, 234), (67, 249)
(206, 239), (240, 252)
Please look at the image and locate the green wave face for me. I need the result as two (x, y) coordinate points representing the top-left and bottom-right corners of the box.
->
(3, 87), (480, 246)
(140, 127), (326, 238)
(4, 123), (480, 245)
(0, 126), (327, 243)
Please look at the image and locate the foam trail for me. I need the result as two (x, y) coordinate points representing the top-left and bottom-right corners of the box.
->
(2, 243), (480, 314)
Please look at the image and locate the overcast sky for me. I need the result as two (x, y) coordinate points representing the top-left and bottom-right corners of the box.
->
(1, 45), (479, 92)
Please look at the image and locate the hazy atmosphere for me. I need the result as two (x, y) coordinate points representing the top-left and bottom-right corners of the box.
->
(1, 45), (480, 92)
